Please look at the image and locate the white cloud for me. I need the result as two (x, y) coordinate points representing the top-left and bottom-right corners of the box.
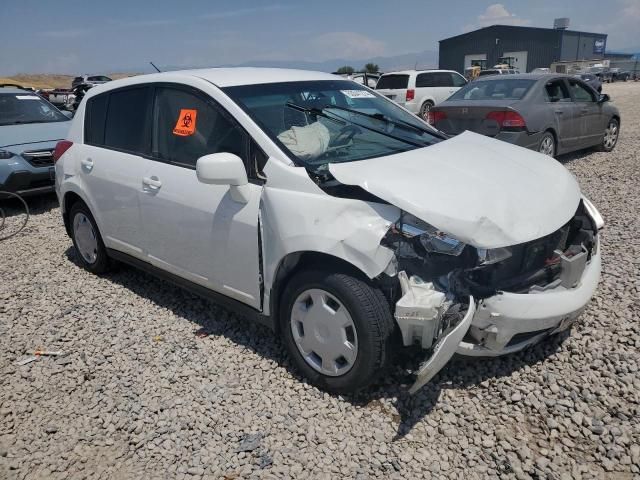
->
(308, 32), (387, 60)
(465, 3), (531, 31)
(39, 28), (91, 38)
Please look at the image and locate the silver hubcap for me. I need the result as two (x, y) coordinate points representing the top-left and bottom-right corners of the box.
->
(73, 213), (98, 264)
(421, 103), (432, 119)
(539, 135), (555, 156)
(604, 122), (618, 149)
(290, 289), (358, 377)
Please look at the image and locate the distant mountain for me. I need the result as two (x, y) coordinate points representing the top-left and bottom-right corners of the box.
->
(131, 50), (439, 75)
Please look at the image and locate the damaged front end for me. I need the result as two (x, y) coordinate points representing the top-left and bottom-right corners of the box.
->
(380, 199), (601, 393)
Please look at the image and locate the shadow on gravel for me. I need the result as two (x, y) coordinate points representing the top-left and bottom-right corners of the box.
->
(0, 192), (58, 217)
(64, 245), (572, 438)
(556, 148), (595, 166)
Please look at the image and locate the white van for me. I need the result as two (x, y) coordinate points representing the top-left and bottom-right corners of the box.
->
(375, 69), (468, 119)
(54, 68), (603, 394)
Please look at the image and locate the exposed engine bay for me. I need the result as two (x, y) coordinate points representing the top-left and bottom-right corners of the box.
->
(377, 200), (598, 388)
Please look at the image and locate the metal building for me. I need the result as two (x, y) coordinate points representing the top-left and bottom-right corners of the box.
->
(439, 25), (608, 74)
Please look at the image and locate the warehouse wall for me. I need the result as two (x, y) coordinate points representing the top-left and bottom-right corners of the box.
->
(439, 25), (606, 74)
(561, 32), (607, 61)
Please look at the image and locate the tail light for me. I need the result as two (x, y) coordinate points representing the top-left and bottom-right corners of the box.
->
(485, 110), (526, 130)
(427, 110), (447, 125)
(53, 140), (73, 163)
(405, 89), (415, 101)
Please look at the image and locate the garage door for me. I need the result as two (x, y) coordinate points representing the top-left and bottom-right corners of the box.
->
(464, 54), (487, 69)
(503, 51), (528, 72)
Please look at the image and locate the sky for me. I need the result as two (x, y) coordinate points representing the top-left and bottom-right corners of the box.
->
(0, 0), (638, 75)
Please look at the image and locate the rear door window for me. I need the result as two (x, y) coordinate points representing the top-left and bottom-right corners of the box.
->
(152, 86), (248, 169)
(545, 79), (572, 102)
(103, 87), (152, 153)
(376, 75), (409, 90)
(416, 72), (453, 87)
(568, 80), (596, 102)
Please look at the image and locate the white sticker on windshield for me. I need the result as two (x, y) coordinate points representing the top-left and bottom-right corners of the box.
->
(340, 90), (376, 99)
(16, 95), (40, 100)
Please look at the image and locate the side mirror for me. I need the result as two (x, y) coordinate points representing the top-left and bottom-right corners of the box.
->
(598, 93), (610, 103)
(196, 152), (250, 203)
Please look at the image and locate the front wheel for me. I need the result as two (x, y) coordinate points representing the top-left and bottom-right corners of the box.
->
(280, 269), (395, 394)
(597, 118), (619, 152)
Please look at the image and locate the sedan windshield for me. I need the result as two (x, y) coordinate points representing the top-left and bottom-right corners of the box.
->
(450, 79), (536, 101)
(223, 80), (443, 168)
(0, 93), (68, 126)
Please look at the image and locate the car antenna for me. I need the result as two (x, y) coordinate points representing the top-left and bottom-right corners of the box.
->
(150, 62), (162, 73)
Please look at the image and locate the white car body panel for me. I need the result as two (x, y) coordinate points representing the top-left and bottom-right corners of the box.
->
(329, 131), (581, 249)
(54, 67), (603, 394)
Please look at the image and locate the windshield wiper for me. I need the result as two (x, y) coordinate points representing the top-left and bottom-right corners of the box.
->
(323, 105), (429, 136)
(285, 102), (424, 147)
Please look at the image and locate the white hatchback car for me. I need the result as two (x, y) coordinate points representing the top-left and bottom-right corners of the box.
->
(375, 69), (468, 119)
(54, 68), (603, 394)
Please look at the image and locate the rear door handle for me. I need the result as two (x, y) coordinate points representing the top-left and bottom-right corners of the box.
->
(142, 176), (162, 190)
(554, 110), (564, 114)
(80, 158), (94, 171)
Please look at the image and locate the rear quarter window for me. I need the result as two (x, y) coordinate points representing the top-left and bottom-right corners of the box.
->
(84, 94), (108, 145)
(376, 75), (409, 90)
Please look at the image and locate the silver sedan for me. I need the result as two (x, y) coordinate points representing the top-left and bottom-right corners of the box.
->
(427, 73), (620, 157)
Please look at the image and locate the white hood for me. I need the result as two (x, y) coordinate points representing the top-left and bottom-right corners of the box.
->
(329, 131), (581, 248)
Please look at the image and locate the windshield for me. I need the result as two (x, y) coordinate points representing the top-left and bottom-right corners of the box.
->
(0, 93), (68, 126)
(224, 80), (443, 168)
(449, 79), (536, 101)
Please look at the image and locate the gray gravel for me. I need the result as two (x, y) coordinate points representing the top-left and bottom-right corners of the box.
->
(1, 82), (639, 479)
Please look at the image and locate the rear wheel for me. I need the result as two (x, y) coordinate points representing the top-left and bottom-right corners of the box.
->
(280, 269), (394, 394)
(538, 131), (556, 157)
(597, 118), (619, 152)
(419, 101), (434, 121)
(69, 202), (111, 274)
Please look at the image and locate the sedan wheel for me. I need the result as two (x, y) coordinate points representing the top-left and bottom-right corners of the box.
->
(602, 119), (619, 151)
(538, 132), (556, 157)
(291, 288), (358, 376)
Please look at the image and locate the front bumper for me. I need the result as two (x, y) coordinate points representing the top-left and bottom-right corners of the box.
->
(457, 240), (601, 356)
(0, 169), (55, 197)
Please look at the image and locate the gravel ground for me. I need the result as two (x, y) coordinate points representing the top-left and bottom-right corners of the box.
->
(1, 82), (639, 480)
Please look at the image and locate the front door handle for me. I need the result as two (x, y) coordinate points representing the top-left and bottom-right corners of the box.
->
(142, 176), (162, 190)
(81, 158), (94, 171)
(554, 110), (564, 115)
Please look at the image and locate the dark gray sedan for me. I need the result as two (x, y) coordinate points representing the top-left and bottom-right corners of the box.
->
(427, 74), (620, 157)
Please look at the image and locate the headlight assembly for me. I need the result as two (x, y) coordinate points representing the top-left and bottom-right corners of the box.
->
(399, 213), (466, 256)
(0, 150), (15, 160)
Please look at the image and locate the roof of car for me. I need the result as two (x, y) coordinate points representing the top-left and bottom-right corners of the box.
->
(474, 73), (569, 82)
(167, 67), (339, 87)
(0, 86), (35, 94)
(380, 69), (458, 75)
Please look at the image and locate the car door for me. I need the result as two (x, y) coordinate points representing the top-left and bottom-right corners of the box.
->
(448, 72), (467, 98)
(543, 78), (579, 152)
(567, 78), (602, 148)
(79, 86), (153, 257)
(138, 85), (263, 308)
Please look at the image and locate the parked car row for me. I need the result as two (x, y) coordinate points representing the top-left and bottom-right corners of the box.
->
(48, 67), (606, 395)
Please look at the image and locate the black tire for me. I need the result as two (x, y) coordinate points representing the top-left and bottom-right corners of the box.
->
(279, 269), (395, 394)
(596, 117), (619, 152)
(419, 100), (434, 121)
(69, 201), (111, 274)
(538, 131), (556, 157)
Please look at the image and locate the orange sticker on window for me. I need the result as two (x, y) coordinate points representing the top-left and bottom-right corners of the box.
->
(173, 109), (197, 136)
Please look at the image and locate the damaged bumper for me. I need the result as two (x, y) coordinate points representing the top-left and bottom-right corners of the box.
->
(458, 240), (601, 356)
